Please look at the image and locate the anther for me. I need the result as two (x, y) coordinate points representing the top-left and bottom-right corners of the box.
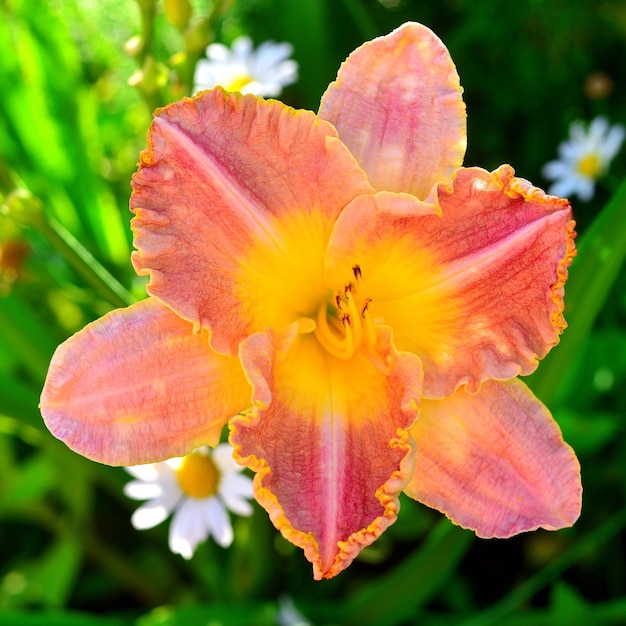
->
(352, 264), (362, 279)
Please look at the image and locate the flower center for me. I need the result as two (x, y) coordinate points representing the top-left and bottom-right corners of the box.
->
(176, 451), (220, 499)
(577, 153), (603, 179)
(313, 265), (377, 360)
(224, 72), (254, 93)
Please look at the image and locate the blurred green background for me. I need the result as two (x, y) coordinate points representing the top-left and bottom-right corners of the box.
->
(2, 0), (626, 624)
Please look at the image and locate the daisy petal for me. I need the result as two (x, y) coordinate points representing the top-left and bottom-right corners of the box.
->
(124, 463), (163, 482)
(204, 497), (234, 547)
(542, 160), (570, 180)
(123, 480), (164, 500)
(254, 41), (294, 71)
(604, 124), (625, 159)
(221, 493), (254, 517)
(222, 472), (254, 498)
(130, 89), (372, 356)
(319, 21), (466, 201)
(131, 486), (181, 530)
(230, 323), (421, 580)
(220, 473), (254, 515)
(212, 442), (242, 474)
(169, 498), (213, 558)
(405, 379), (582, 537)
(40, 298), (251, 465)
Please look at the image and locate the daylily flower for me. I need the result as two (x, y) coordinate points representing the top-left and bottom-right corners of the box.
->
(193, 35), (298, 97)
(124, 444), (254, 557)
(40, 22), (582, 580)
(542, 116), (625, 201)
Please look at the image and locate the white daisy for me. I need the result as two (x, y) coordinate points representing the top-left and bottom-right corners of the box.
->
(542, 116), (625, 201)
(193, 35), (298, 97)
(124, 444), (254, 558)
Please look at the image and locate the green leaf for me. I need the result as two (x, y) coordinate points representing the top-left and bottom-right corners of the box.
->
(0, 610), (127, 626)
(340, 519), (473, 626)
(552, 409), (619, 457)
(0, 293), (59, 382)
(0, 376), (46, 432)
(549, 580), (590, 618)
(23, 537), (83, 608)
(1, 451), (56, 509)
(135, 602), (277, 626)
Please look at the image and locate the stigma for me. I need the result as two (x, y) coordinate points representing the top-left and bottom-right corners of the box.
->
(312, 265), (377, 360)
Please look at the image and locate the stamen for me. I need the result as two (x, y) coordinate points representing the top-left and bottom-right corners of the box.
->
(314, 266), (378, 358)
(345, 290), (362, 349)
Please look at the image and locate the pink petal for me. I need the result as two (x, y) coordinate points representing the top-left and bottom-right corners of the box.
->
(319, 21), (466, 201)
(326, 167), (575, 398)
(230, 323), (421, 579)
(40, 298), (251, 465)
(130, 89), (373, 356)
(405, 379), (582, 537)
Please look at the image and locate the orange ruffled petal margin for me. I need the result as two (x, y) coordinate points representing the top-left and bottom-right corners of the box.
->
(230, 324), (422, 579)
(40, 298), (251, 465)
(130, 89), (372, 357)
(319, 21), (466, 201)
(326, 166), (575, 399)
(405, 378), (582, 537)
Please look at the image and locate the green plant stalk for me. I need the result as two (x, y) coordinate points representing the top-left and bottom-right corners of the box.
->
(36, 214), (134, 310)
(341, 520), (473, 626)
(529, 177), (626, 406)
(457, 506), (626, 626)
(20, 500), (172, 606)
(0, 296), (57, 382)
(340, 0), (379, 40)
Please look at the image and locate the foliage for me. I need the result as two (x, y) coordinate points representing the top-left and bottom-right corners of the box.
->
(1, 0), (626, 624)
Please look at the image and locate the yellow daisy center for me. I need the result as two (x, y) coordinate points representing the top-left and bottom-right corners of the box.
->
(223, 72), (254, 93)
(313, 265), (377, 360)
(577, 153), (602, 179)
(176, 452), (220, 499)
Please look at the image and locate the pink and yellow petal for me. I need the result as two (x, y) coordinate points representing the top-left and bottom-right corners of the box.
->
(230, 324), (422, 579)
(405, 378), (582, 537)
(319, 21), (466, 201)
(130, 89), (373, 356)
(40, 298), (251, 465)
(326, 167), (575, 398)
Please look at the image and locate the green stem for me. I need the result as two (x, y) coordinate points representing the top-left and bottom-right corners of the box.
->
(457, 507), (626, 626)
(0, 295), (57, 381)
(340, 0), (379, 40)
(36, 214), (134, 309)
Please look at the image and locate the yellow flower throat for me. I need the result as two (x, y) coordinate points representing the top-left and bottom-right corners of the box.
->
(312, 265), (377, 360)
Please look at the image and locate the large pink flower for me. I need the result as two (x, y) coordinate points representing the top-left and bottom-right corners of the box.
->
(40, 22), (581, 579)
